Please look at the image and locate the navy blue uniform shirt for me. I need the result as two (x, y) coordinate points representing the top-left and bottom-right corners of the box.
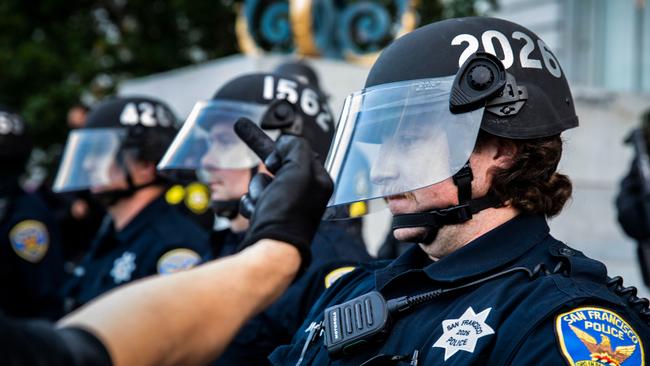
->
(270, 215), (650, 366)
(63, 195), (211, 311)
(0, 185), (64, 320)
(214, 220), (372, 366)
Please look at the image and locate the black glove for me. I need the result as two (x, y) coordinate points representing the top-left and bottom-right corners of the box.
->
(234, 118), (334, 268)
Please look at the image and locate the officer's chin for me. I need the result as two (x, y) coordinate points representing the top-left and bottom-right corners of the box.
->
(393, 226), (429, 244)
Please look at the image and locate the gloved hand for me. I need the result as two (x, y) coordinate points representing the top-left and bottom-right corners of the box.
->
(234, 118), (333, 268)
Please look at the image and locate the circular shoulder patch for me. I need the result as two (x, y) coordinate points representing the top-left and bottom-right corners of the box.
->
(9, 220), (49, 263)
(555, 306), (645, 366)
(157, 248), (201, 275)
(324, 266), (356, 289)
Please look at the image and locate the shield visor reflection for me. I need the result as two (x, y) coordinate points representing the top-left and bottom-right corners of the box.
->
(52, 128), (127, 193)
(157, 100), (271, 175)
(324, 75), (484, 218)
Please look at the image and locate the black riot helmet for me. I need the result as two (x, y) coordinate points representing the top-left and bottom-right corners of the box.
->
(158, 72), (335, 218)
(365, 17), (578, 139)
(53, 96), (179, 202)
(324, 17), (578, 238)
(273, 60), (322, 91)
(0, 106), (32, 178)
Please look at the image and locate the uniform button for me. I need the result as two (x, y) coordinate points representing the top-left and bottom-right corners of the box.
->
(559, 248), (575, 256)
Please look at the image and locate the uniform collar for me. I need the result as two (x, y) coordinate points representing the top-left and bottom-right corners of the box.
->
(114, 195), (167, 244)
(376, 214), (550, 290)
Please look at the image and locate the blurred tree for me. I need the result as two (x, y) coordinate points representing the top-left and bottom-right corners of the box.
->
(0, 0), (237, 154)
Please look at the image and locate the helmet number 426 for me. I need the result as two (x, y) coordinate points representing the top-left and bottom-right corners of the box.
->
(451, 30), (562, 78)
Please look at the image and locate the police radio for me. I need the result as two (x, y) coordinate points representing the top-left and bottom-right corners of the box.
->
(322, 291), (392, 356)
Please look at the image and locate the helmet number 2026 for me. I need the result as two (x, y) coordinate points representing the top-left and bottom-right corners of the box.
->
(262, 76), (331, 132)
(451, 30), (562, 78)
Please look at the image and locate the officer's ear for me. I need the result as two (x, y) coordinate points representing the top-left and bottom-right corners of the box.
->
(492, 138), (518, 170)
(474, 134), (518, 170)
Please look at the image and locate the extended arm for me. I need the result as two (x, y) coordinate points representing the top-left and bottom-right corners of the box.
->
(59, 239), (300, 366)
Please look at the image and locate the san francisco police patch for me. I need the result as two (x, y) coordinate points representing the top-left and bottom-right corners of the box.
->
(157, 248), (201, 275)
(9, 220), (49, 263)
(555, 306), (645, 366)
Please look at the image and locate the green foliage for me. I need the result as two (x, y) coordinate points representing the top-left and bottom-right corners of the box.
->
(0, 0), (238, 151)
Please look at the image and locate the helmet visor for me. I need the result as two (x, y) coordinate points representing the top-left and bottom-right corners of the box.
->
(157, 100), (270, 173)
(325, 75), (484, 212)
(53, 128), (127, 193)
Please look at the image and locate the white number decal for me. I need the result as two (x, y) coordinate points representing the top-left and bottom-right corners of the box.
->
(537, 39), (562, 78)
(512, 31), (542, 69)
(481, 30), (514, 69)
(155, 105), (171, 127)
(451, 34), (480, 67)
(316, 108), (332, 132)
(263, 76), (275, 100)
(120, 102), (166, 126)
(138, 102), (156, 127)
(301, 88), (320, 116)
(451, 30), (561, 78)
(262, 77), (327, 121)
(276, 79), (299, 104)
(120, 103), (140, 125)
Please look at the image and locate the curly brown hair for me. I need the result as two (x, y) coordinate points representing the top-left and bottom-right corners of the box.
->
(475, 131), (572, 217)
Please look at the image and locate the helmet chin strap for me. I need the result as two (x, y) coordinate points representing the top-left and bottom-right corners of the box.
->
(390, 163), (502, 244)
(93, 172), (163, 208)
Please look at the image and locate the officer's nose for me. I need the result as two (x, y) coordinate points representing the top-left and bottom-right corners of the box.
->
(370, 148), (400, 187)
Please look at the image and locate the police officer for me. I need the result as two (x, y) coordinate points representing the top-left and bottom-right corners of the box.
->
(617, 108), (650, 287)
(158, 72), (371, 364)
(254, 17), (650, 365)
(54, 96), (211, 311)
(0, 106), (65, 320)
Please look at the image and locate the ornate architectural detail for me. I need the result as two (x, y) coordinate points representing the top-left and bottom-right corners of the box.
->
(236, 0), (418, 64)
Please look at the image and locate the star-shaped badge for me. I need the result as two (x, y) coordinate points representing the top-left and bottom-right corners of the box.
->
(432, 306), (495, 361)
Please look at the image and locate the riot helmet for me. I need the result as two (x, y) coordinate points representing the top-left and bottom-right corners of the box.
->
(324, 17), (578, 235)
(158, 73), (335, 218)
(53, 96), (179, 204)
(273, 60), (322, 90)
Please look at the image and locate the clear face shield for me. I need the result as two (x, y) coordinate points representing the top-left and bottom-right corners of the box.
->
(324, 75), (485, 218)
(157, 100), (278, 182)
(53, 128), (128, 193)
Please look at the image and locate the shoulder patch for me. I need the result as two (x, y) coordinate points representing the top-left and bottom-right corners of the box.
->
(9, 220), (49, 263)
(555, 306), (645, 366)
(324, 266), (356, 288)
(157, 248), (201, 275)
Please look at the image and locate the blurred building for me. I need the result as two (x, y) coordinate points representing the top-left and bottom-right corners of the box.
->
(118, 0), (650, 294)
(493, 0), (650, 295)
